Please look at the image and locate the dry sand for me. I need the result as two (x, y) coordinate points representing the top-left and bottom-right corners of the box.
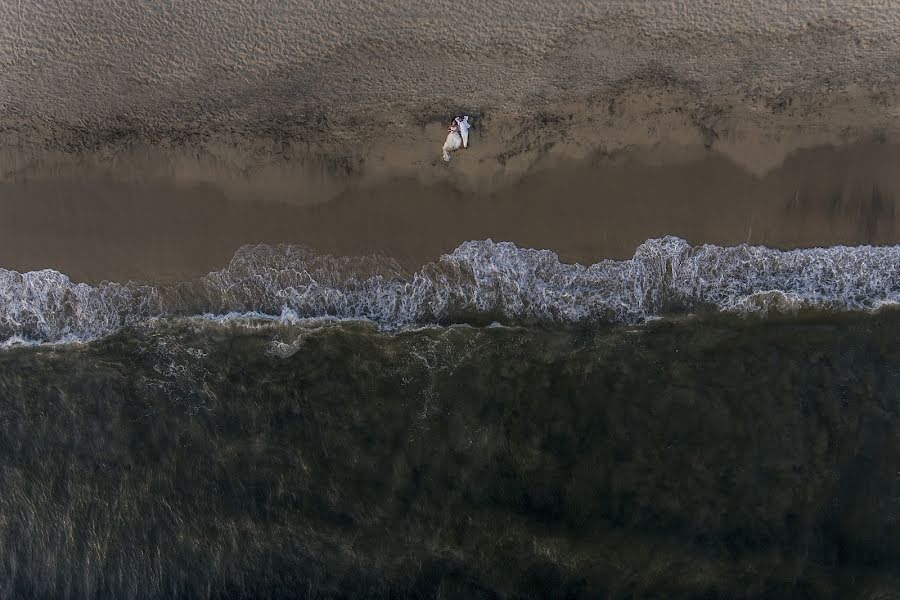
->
(2, 1), (900, 281)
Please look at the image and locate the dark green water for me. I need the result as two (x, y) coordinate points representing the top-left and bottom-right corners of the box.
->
(1, 312), (900, 598)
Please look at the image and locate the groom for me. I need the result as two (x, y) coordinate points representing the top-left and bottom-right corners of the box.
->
(454, 116), (472, 148)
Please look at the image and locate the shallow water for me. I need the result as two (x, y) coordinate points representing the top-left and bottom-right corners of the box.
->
(1, 312), (899, 598)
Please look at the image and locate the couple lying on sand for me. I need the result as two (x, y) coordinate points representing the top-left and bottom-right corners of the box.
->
(442, 116), (472, 162)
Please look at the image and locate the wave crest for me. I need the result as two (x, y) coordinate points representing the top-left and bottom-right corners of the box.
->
(3, 237), (899, 344)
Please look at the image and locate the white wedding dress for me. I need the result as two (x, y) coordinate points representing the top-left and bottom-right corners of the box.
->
(442, 130), (462, 162)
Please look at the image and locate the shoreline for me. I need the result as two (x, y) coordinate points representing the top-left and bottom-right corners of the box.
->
(2, 139), (900, 284)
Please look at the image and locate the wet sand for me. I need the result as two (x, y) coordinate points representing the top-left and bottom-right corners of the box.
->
(3, 141), (900, 283)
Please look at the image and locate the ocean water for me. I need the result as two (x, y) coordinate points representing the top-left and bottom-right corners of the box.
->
(2, 239), (900, 598)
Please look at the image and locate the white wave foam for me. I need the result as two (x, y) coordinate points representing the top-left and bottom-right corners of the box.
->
(0, 268), (162, 344)
(2, 237), (899, 345)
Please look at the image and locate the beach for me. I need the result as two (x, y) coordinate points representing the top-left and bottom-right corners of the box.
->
(2, 1), (900, 282)
(3, 1), (900, 597)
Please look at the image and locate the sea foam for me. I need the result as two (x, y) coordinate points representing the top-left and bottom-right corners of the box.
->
(2, 237), (899, 344)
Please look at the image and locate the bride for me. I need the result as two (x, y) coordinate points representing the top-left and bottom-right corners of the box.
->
(442, 120), (462, 162)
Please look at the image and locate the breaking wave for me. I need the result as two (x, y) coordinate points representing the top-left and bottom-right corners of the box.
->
(2, 237), (900, 345)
